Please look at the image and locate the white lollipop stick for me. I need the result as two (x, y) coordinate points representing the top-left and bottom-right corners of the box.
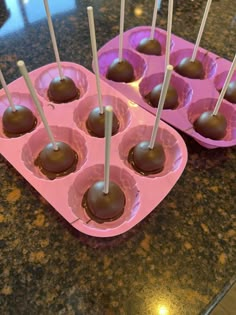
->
(191, 0), (212, 62)
(0, 69), (16, 112)
(213, 53), (236, 115)
(103, 106), (113, 194)
(150, 0), (158, 40)
(165, 0), (174, 68)
(149, 65), (173, 149)
(43, 0), (64, 79)
(17, 60), (58, 151)
(118, 0), (125, 61)
(87, 6), (103, 114)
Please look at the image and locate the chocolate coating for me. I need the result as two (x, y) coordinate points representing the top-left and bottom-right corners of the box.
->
(128, 141), (166, 175)
(48, 76), (79, 103)
(224, 80), (236, 104)
(175, 57), (205, 79)
(193, 111), (227, 140)
(35, 141), (78, 180)
(2, 105), (37, 138)
(83, 181), (126, 223)
(149, 84), (179, 109)
(86, 107), (120, 138)
(136, 38), (161, 56)
(106, 58), (135, 83)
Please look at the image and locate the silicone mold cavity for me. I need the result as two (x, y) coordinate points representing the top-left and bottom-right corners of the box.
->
(119, 125), (182, 178)
(129, 27), (173, 55)
(35, 64), (88, 103)
(214, 70), (236, 103)
(22, 125), (88, 179)
(139, 71), (193, 110)
(73, 94), (131, 136)
(68, 164), (140, 232)
(98, 48), (146, 82)
(170, 48), (217, 80)
(187, 98), (236, 146)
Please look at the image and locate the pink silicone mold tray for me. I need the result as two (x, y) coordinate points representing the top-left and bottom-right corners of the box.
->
(0, 62), (187, 237)
(96, 26), (236, 149)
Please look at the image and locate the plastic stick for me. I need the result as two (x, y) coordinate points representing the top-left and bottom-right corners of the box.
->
(43, 0), (64, 79)
(118, 0), (125, 61)
(191, 0), (212, 62)
(213, 53), (236, 115)
(0, 69), (16, 111)
(165, 0), (174, 68)
(17, 60), (58, 151)
(87, 6), (103, 114)
(149, 65), (173, 149)
(150, 0), (158, 40)
(103, 106), (113, 194)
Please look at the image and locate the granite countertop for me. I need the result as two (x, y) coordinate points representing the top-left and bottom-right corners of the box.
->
(0, 0), (235, 314)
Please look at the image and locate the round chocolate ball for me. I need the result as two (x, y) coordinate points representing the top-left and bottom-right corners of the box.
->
(86, 107), (120, 138)
(224, 80), (236, 104)
(175, 57), (205, 79)
(193, 111), (227, 140)
(136, 38), (161, 56)
(149, 84), (179, 109)
(48, 76), (79, 103)
(129, 141), (166, 175)
(106, 58), (135, 83)
(83, 181), (126, 223)
(2, 105), (37, 137)
(35, 141), (78, 179)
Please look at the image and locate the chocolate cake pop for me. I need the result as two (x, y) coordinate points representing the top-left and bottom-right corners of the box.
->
(47, 76), (79, 103)
(35, 141), (78, 180)
(136, 38), (161, 56)
(175, 57), (205, 79)
(193, 111), (227, 140)
(43, 0), (79, 103)
(224, 80), (236, 104)
(129, 65), (172, 175)
(136, 0), (162, 56)
(149, 83), (178, 109)
(86, 107), (119, 138)
(128, 141), (166, 175)
(86, 7), (120, 137)
(106, 58), (135, 83)
(82, 181), (125, 223)
(2, 105), (37, 137)
(175, 0), (212, 79)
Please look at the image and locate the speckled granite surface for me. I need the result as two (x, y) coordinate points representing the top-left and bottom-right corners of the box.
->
(0, 0), (235, 314)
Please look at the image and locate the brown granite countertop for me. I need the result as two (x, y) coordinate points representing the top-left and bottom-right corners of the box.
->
(0, 0), (235, 314)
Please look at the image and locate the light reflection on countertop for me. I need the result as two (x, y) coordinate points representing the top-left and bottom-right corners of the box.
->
(0, 0), (76, 37)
